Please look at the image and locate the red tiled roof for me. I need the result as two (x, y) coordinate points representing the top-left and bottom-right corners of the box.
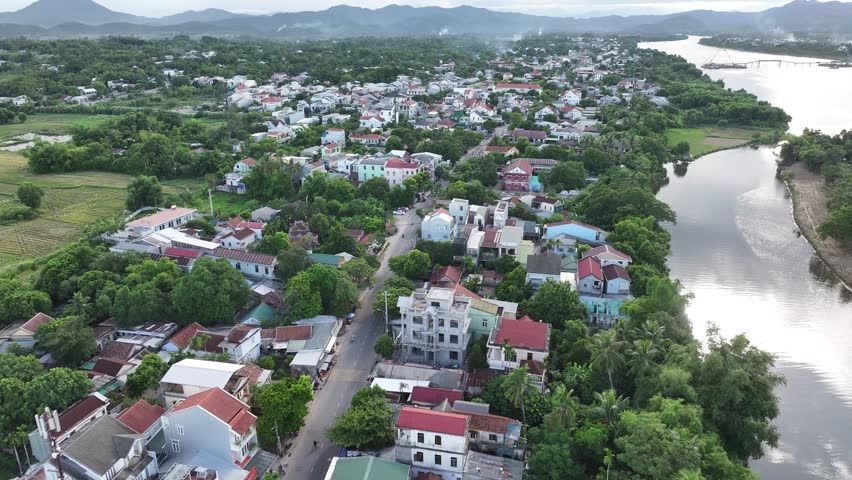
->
(521, 359), (546, 376)
(91, 358), (127, 377)
(169, 322), (206, 349)
(457, 410), (520, 434)
(453, 283), (482, 301)
(578, 257), (603, 280)
(397, 407), (468, 436)
(238, 221), (264, 231)
(511, 129), (547, 140)
(506, 159), (533, 175)
(481, 228), (500, 248)
(430, 265), (462, 286)
(237, 363), (266, 386)
(227, 216), (244, 229)
(583, 245), (632, 262)
(240, 158), (257, 166)
(386, 158), (418, 169)
(485, 146), (513, 153)
(212, 247), (276, 266)
(603, 264), (631, 281)
(100, 341), (137, 361)
(19, 312), (54, 334)
(164, 247), (202, 259)
(274, 325), (312, 342)
(227, 325), (256, 343)
(545, 219), (605, 232)
(410, 386), (463, 406)
(56, 395), (108, 435)
(232, 228), (256, 241)
(171, 388), (256, 435)
(494, 317), (550, 351)
(415, 473), (444, 480)
(117, 400), (165, 434)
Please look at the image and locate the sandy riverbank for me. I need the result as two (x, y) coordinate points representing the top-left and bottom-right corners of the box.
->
(784, 162), (852, 289)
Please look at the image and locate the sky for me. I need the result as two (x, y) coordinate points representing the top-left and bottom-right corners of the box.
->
(1, 0), (835, 18)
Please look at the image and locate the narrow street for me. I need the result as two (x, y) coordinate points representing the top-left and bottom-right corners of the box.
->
(279, 206), (425, 480)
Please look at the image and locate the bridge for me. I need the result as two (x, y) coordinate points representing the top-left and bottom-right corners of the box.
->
(701, 44), (852, 70)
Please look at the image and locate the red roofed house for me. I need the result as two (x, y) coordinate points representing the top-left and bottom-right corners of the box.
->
(220, 227), (260, 250)
(384, 157), (419, 187)
(582, 244), (633, 268)
(1, 312), (54, 350)
(163, 323), (262, 363)
(577, 256), (604, 295)
(503, 159), (533, 192)
(163, 387), (258, 468)
(510, 128), (547, 144)
(28, 393), (109, 462)
(484, 145), (519, 156)
(233, 158), (257, 173)
(487, 316), (551, 388)
(396, 407), (469, 478)
(410, 386), (463, 407)
(493, 83), (542, 93)
(429, 265), (462, 287)
(117, 399), (165, 445)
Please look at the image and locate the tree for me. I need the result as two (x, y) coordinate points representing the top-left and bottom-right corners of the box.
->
(521, 280), (587, 330)
(696, 328), (784, 463)
(172, 258), (250, 325)
(25, 367), (92, 412)
(818, 205), (852, 241)
(252, 231), (290, 255)
(504, 366), (535, 425)
(276, 245), (312, 282)
(374, 335), (395, 359)
(358, 177), (390, 201)
(340, 258), (377, 288)
(590, 330), (626, 390)
(16, 182), (44, 209)
(124, 353), (168, 398)
(64, 291), (94, 321)
(607, 216), (671, 271)
(543, 384), (579, 429)
(0, 353), (43, 381)
(284, 272), (323, 321)
(672, 141), (691, 157)
(0, 279), (52, 326)
(495, 265), (532, 303)
(374, 276), (413, 318)
(414, 240), (454, 266)
(326, 386), (395, 450)
(588, 389), (628, 429)
(125, 175), (164, 210)
(254, 375), (313, 443)
(243, 158), (295, 202)
(614, 410), (701, 479)
(627, 338), (660, 380)
(546, 161), (587, 192)
(34, 316), (97, 367)
(388, 249), (432, 279)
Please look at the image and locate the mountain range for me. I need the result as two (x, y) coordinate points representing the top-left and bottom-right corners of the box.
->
(1, 0), (852, 38)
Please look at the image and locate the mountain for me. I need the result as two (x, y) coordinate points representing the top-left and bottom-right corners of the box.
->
(0, 0), (141, 27)
(1, 0), (852, 37)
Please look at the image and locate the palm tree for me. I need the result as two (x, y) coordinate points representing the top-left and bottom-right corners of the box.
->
(501, 338), (515, 371)
(503, 366), (535, 425)
(672, 470), (705, 480)
(65, 292), (94, 320)
(588, 389), (628, 428)
(545, 384), (579, 429)
(639, 319), (671, 353)
(590, 330), (625, 390)
(628, 338), (659, 379)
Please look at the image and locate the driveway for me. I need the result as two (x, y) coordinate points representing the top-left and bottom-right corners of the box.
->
(277, 206), (426, 480)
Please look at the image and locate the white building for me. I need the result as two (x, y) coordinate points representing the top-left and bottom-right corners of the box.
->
(396, 407), (469, 480)
(421, 208), (457, 241)
(126, 207), (198, 238)
(396, 288), (472, 367)
(160, 359), (256, 406)
(486, 316), (551, 389)
(211, 247), (277, 279)
(384, 158), (419, 187)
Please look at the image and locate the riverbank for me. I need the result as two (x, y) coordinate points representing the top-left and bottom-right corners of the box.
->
(783, 162), (852, 289)
(698, 37), (844, 61)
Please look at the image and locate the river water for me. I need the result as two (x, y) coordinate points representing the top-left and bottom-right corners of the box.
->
(639, 37), (852, 480)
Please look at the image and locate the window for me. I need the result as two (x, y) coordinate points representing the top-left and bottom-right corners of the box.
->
(434, 435), (442, 445)
(450, 335), (459, 344)
(235, 263), (241, 271)
(176, 425), (184, 435)
(527, 352), (534, 361)
(482, 319), (489, 328)
(255, 265), (259, 273)
(265, 267), (269, 275)
(438, 334), (445, 343)
(417, 432), (424, 443)
(171, 440), (181, 453)
(450, 320), (459, 328)
(489, 434), (498, 442)
(449, 351), (459, 360)
(451, 457), (458, 468)
(435, 454), (442, 465)
(438, 319), (444, 327)
(414, 451), (424, 462)
(470, 431), (478, 439)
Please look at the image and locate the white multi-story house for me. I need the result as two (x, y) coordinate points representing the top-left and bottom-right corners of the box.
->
(487, 316), (551, 389)
(396, 407), (469, 480)
(560, 88), (581, 106)
(448, 198), (470, 225)
(162, 388), (258, 468)
(396, 288), (472, 367)
(219, 228), (260, 250)
(321, 127), (346, 145)
(420, 208), (457, 241)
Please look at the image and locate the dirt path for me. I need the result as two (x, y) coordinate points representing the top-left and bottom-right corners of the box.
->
(785, 162), (852, 289)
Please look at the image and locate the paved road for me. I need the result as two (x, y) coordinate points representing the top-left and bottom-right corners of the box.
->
(459, 126), (508, 162)
(279, 206), (426, 480)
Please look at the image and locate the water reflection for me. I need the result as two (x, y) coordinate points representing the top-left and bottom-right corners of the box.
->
(657, 146), (852, 480)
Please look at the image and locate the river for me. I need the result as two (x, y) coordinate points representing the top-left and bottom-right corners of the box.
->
(639, 37), (852, 480)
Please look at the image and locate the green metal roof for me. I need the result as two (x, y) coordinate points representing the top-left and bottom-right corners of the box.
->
(329, 457), (409, 480)
(309, 253), (343, 267)
(242, 302), (278, 325)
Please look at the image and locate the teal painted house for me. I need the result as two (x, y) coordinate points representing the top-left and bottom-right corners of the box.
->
(579, 295), (627, 328)
(355, 157), (388, 183)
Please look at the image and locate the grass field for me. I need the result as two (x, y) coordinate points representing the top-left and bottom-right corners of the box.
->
(0, 152), (195, 271)
(0, 113), (110, 142)
(666, 127), (757, 157)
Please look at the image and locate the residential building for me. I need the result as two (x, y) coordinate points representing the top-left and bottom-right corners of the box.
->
(448, 198), (470, 225)
(324, 456), (410, 480)
(211, 248), (277, 279)
(396, 407), (469, 480)
(116, 400), (166, 446)
(220, 228), (260, 250)
(126, 207), (198, 238)
(384, 158), (419, 187)
(396, 288), (472, 367)
(503, 159), (532, 191)
(421, 208), (457, 242)
(233, 158), (257, 173)
(162, 388), (258, 468)
(160, 359), (268, 406)
(410, 386), (464, 408)
(355, 157), (388, 183)
(29, 393), (109, 462)
(581, 245), (632, 268)
(0, 312), (53, 352)
(525, 254), (562, 291)
(493, 83), (541, 94)
(321, 128), (346, 146)
(44, 415), (158, 480)
(544, 219), (608, 244)
(509, 129), (546, 144)
(487, 316), (551, 389)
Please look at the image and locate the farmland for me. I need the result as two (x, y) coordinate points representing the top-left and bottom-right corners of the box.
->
(665, 127), (757, 157)
(0, 113), (110, 142)
(0, 152), (196, 271)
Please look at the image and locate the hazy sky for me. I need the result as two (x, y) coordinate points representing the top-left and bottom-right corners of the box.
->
(2, 0), (829, 18)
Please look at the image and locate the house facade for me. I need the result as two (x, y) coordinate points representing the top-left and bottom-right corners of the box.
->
(421, 208), (457, 242)
(544, 219), (608, 244)
(396, 407), (469, 480)
(396, 288), (472, 367)
(486, 316), (550, 389)
(385, 158), (419, 187)
(503, 159), (532, 192)
(126, 207), (198, 238)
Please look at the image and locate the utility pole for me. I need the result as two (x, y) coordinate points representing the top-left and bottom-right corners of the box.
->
(383, 290), (389, 334)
